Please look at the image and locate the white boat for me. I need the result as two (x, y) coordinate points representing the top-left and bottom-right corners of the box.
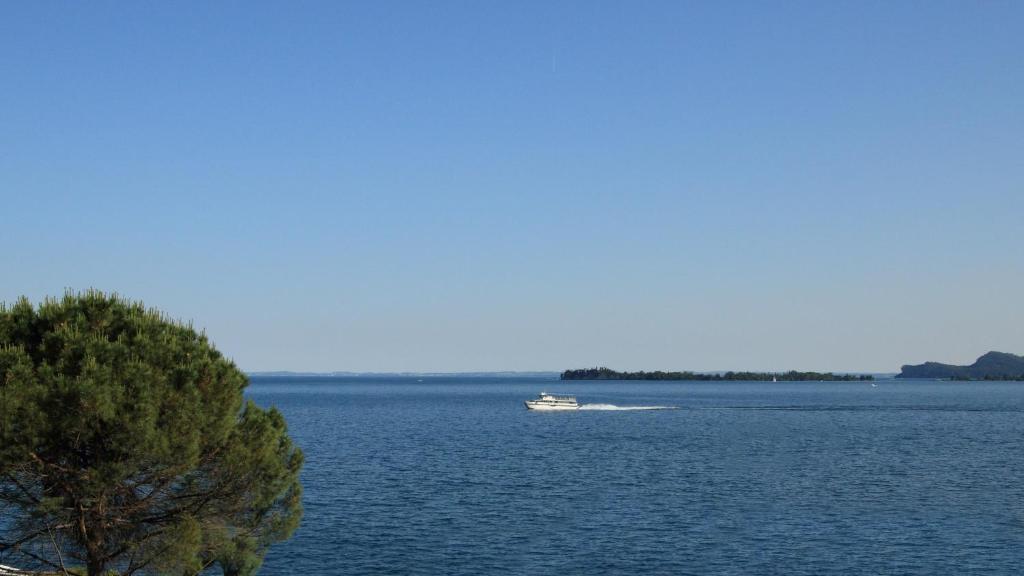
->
(524, 392), (580, 410)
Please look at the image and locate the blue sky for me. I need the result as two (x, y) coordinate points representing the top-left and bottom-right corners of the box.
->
(2, 1), (1022, 372)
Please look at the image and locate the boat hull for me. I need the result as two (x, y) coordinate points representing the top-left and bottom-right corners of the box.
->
(524, 401), (580, 410)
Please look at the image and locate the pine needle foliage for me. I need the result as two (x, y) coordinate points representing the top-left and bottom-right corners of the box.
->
(0, 291), (302, 576)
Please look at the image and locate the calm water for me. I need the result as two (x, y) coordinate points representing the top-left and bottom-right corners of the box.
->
(247, 378), (1024, 575)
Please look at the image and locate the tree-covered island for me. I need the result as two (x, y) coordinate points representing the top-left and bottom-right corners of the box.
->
(561, 367), (873, 381)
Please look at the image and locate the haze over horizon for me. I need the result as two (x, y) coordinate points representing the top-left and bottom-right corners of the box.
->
(3, 2), (1022, 373)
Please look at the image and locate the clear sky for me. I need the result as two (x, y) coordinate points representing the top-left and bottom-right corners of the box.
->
(2, 1), (1022, 373)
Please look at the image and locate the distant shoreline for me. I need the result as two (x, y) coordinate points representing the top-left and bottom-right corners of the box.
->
(247, 371), (560, 379)
(561, 368), (874, 382)
(245, 370), (890, 381)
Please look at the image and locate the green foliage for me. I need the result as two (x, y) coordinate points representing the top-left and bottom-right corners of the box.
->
(561, 367), (874, 381)
(0, 291), (302, 575)
(213, 534), (265, 576)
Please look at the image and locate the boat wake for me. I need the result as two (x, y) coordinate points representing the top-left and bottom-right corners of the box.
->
(579, 404), (677, 411)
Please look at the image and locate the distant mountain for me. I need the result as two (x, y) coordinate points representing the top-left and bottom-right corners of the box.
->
(897, 351), (1024, 380)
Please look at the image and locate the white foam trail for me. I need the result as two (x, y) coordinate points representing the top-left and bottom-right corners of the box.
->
(579, 404), (677, 411)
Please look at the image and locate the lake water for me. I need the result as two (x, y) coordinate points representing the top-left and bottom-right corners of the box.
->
(246, 377), (1024, 575)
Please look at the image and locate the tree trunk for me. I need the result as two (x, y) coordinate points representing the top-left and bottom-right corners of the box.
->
(87, 556), (105, 576)
(84, 522), (106, 576)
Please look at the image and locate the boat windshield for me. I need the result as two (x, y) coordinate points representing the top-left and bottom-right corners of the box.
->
(540, 393), (576, 401)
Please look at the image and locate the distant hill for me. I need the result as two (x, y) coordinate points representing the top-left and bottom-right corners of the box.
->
(898, 351), (1024, 380)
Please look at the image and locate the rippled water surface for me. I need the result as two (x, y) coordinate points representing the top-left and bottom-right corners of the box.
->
(246, 378), (1024, 575)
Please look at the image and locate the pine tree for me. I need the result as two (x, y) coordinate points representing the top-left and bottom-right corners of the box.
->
(0, 291), (302, 575)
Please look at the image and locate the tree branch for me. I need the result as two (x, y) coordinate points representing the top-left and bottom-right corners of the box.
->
(46, 523), (70, 576)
